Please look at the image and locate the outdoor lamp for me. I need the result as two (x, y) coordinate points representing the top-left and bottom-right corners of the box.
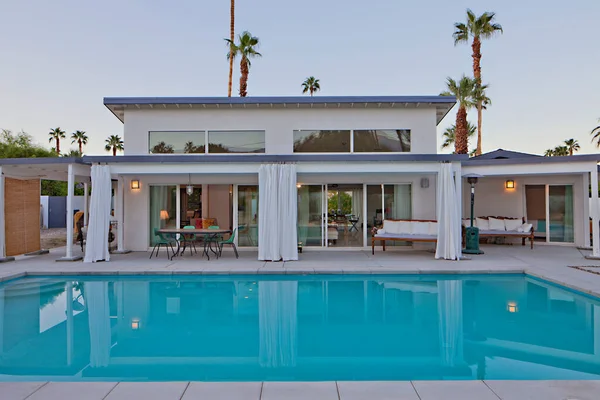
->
(505, 180), (515, 189)
(160, 210), (169, 220)
(507, 301), (518, 313)
(186, 174), (194, 195)
(462, 174), (484, 255)
(131, 180), (140, 190)
(131, 318), (140, 330)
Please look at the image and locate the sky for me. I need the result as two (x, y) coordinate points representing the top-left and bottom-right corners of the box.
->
(1, 0), (599, 156)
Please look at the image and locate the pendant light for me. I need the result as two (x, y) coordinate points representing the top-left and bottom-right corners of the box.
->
(186, 174), (194, 195)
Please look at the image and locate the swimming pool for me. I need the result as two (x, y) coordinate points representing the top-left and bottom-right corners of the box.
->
(0, 274), (599, 381)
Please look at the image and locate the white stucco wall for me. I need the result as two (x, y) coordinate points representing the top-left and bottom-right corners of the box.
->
(462, 174), (587, 246)
(122, 107), (438, 155)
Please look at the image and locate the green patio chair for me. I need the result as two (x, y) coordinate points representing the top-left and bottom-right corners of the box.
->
(218, 228), (238, 258)
(150, 228), (177, 259)
(181, 225), (198, 255)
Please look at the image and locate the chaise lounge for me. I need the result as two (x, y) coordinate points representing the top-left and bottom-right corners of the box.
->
(371, 219), (438, 254)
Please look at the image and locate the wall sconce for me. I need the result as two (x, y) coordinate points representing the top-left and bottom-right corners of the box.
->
(296, 183), (302, 189)
(131, 180), (140, 190)
(507, 301), (518, 313)
(420, 177), (429, 189)
(131, 318), (140, 330)
(505, 180), (515, 189)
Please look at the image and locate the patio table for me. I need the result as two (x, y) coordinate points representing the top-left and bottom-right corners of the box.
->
(157, 228), (232, 260)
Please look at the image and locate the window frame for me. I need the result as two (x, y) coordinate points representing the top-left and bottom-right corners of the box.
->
(148, 129), (266, 155)
(292, 129), (412, 154)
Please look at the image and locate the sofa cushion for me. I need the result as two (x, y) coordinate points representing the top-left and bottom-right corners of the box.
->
(488, 217), (506, 231)
(476, 217), (489, 230)
(412, 222), (430, 235)
(517, 223), (533, 233)
(428, 222), (438, 236)
(504, 218), (522, 231)
(398, 221), (413, 234)
(384, 220), (401, 234)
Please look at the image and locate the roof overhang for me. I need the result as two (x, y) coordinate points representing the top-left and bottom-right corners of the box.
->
(0, 158), (91, 181)
(103, 95), (456, 125)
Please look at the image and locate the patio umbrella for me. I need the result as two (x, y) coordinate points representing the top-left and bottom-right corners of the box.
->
(435, 163), (462, 260)
(85, 281), (111, 367)
(259, 280), (298, 368)
(84, 165), (112, 263)
(437, 280), (464, 367)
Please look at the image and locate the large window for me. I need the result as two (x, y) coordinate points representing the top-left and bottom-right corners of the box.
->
(208, 130), (265, 153)
(353, 130), (411, 152)
(149, 131), (205, 154)
(293, 130), (351, 153)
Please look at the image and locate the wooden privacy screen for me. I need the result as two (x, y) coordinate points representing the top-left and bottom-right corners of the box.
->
(5, 178), (41, 256)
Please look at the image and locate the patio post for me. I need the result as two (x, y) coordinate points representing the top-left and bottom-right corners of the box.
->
(83, 181), (89, 227)
(0, 167), (12, 263)
(113, 176), (130, 254)
(590, 165), (600, 258)
(58, 164), (81, 261)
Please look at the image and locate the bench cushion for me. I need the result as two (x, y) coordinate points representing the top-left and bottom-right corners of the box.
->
(374, 233), (437, 240)
(479, 229), (531, 236)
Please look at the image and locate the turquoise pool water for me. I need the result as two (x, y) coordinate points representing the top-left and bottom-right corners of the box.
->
(0, 274), (599, 381)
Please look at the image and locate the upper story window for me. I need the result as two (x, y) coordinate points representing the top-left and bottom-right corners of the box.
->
(149, 131), (205, 154)
(148, 130), (265, 154)
(353, 129), (411, 152)
(208, 130), (265, 153)
(293, 130), (351, 153)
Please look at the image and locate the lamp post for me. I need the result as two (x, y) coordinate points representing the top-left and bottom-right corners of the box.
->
(463, 174), (484, 255)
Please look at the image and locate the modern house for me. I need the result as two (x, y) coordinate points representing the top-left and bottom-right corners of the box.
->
(0, 95), (598, 260)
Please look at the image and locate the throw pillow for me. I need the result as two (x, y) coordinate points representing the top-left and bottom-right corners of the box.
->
(504, 218), (522, 232)
(398, 221), (413, 234)
(476, 217), (489, 230)
(384, 221), (401, 234)
(412, 222), (430, 235)
(488, 217), (506, 231)
(518, 223), (533, 233)
(428, 222), (438, 235)
(463, 218), (476, 228)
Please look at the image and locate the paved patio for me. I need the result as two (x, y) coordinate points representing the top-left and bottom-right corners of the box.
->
(1, 244), (600, 399)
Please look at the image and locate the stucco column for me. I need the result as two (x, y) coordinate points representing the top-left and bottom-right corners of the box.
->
(58, 164), (82, 261)
(584, 172), (591, 248)
(113, 176), (130, 254)
(83, 181), (89, 227)
(590, 166), (600, 258)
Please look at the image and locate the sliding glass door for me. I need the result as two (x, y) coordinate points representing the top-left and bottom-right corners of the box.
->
(149, 185), (177, 245)
(237, 185), (259, 247)
(297, 185), (325, 247)
(525, 184), (574, 244)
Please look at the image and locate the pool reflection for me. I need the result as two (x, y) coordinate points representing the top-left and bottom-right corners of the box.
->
(0, 275), (599, 381)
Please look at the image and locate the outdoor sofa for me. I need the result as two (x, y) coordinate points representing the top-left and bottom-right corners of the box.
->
(463, 216), (534, 249)
(371, 219), (437, 254)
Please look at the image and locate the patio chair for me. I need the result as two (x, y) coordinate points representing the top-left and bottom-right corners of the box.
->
(218, 228), (239, 258)
(180, 225), (197, 256)
(150, 228), (176, 259)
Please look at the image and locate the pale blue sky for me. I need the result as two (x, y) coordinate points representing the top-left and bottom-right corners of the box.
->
(1, 0), (599, 155)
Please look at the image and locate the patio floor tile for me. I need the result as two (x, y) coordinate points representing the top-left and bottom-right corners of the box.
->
(261, 382), (339, 400)
(485, 380), (600, 400)
(337, 381), (419, 399)
(105, 382), (189, 400)
(26, 382), (118, 400)
(182, 382), (262, 400)
(412, 380), (500, 400)
(0, 382), (47, 400)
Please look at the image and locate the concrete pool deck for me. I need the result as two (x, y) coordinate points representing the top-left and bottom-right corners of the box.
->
(1, 244), (600, 399)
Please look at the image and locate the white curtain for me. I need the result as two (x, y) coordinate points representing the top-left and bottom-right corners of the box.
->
(259, 281), (298, 368)
(437, 280), (464, 366)
(85, 281), (111, 368)
(84, 165), (112, 263)
(393, 184), (411, 219)
(435, 163), (462, 260)
(351, 189), (363, 225)
(258, 164), (298, 261)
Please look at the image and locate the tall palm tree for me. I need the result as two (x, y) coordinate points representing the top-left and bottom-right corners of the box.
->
(48, 127), (66, 155)
(301, 76), (321, 96)
(440, 121), (476, 151)
(227, 0), (235, 97)
(564, 138), (580, 156)
(552, 146), (569, 156)
(471, 84), (491, 155)
(226, 31), (261, 97)
(70, 130), (88, 155)
(441, 76), (477, 154)
(544, 148), (555, 157)
(454, 9), (502, 156)
(591, 120), (600, 147)
(104, 135), (124, 156)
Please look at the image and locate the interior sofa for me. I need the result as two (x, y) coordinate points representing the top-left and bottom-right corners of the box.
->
(463, 216), (534, 249)
(371, 219), (437, 254)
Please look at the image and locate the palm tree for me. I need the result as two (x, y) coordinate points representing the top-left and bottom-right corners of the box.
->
(440, 122), (476, 151)
(70, 130), (88, 155)
(591, 120), (600, 147)
(552, 146), (569, 156)
(441, 76), (477, 154)
(104, 135), (124, 156)
(471, 84), (491, 155)
(62, 149), (82, 157)
(454, 9), (502, 156)
(226, 31), (261, 97)
(302, 76), (321, 96)
(564, 138), (580, 156)
(227, 0), (235, 97)
(544, 148), (555, 157)
(48, 127), (66, 155)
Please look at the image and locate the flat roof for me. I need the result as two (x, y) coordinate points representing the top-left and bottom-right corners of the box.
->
(103, 95), (457, 125)
(464, 153), (600, 166)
